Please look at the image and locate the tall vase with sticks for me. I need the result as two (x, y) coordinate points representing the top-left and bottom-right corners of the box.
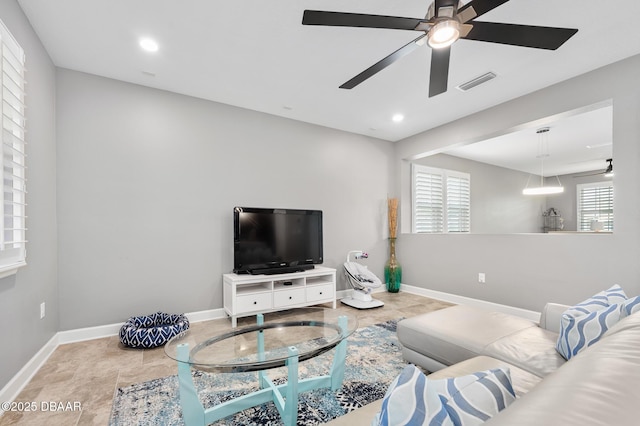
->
(384, 198), (402, 293)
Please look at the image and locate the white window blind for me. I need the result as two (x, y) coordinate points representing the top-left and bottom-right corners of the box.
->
(0, 20), (26, 276)
(446, 174), (471, 233)
(412, 164), (470, 234)
(577, 182), (613, 232)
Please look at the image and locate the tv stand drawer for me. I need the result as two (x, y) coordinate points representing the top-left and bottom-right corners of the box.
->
(236, 293), (272, 314)
(307, 283), (334, 303)
(274, 288), (306, 308)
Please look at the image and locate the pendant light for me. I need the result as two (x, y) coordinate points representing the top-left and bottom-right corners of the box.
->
(523, 128), (565, 195)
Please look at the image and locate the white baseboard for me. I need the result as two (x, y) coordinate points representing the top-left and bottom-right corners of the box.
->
(399, 283), (541, 322)
(56, 308), (228, 345)
(336, 289), (351, 299)
(0, 334), (59, 409)
(338, 284), (539, 321)
(0, 307), (228, 412)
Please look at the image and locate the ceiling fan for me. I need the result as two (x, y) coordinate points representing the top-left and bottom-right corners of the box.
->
(573, 159), (614, 178)
(302, 0), (578, 97)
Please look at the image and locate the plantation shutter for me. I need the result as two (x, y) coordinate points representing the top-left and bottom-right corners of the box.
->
(413, 166), (444, 233)
(577, 182), (613, 231)
(412, 164), (470, 234)
(0, 20), (26, 276)
(446, 173), (471, 233)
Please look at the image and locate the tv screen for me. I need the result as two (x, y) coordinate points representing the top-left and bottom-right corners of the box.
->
(233, 207), (323, 274)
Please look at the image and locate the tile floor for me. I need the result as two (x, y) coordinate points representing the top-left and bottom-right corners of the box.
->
(0, 292), (452, 425)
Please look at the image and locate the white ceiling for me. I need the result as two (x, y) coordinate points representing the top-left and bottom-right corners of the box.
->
(17, 0), (640, 147)
(446, 104), (613, 176)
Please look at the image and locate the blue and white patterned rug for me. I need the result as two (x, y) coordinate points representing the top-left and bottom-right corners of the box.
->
(109, 319), (404, 425)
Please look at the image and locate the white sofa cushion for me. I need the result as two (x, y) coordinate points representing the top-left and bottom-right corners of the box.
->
(484, 326), (565, 377)
(486, 312), (640, 425)
(398, 305), (536, 368)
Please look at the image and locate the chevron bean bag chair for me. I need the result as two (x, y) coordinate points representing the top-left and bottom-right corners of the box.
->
(119, 312), (190, 349)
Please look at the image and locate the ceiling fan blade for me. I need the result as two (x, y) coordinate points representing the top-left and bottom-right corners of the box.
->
(340, 34), (427, 89)
(458, 0), (510, 23)
(302, 10), (423, 31)
(463, 22), (578, 50)
(429, 47), (451, 97)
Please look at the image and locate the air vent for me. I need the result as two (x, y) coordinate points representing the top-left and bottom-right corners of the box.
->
(456, 72), (497, 92)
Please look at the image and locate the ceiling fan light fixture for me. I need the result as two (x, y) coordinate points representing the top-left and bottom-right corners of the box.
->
(428, 19), (460, 49)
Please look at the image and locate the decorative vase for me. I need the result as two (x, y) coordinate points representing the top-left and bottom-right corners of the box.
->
(384, 237), (402, 293)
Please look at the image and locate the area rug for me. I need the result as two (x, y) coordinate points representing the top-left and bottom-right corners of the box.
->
(110, 319), (404, 425)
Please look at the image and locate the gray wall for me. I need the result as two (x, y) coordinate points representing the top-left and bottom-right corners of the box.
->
(0, 1), (58, 390)
(56, 69), (395, 330)
(395, 54), (640, 311)
(414, 154), (545, 233)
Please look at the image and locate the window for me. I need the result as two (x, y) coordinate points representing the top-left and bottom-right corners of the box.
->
(412, 164), (470, 233)
(577, 182), (613, 232)
(0, 20), (26, 277)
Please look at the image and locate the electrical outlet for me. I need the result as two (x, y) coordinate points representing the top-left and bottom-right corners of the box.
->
(478, 273), (486, 284)
(40, 302), (45, 319)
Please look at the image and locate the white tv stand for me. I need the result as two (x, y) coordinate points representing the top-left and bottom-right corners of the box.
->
(223, 266), (336, 327)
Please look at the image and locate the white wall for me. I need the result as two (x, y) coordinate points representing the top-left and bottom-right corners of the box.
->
(56, 69), (395, 330)
(395, 54), (640, 311)
(0, 1), (58, 390)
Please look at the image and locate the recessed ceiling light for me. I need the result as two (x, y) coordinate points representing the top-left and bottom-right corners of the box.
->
(392, 114), (404, 123)
(139, 38), (159, 52)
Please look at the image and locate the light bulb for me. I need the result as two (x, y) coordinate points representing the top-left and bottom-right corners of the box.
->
(428, 20), (460, 49)
(139, 38), (159, 52)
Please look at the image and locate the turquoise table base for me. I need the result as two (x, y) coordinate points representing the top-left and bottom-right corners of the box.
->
(176, 314), (349, 426)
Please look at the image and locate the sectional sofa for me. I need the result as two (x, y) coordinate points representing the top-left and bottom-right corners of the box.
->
(327, 299), (640, 425)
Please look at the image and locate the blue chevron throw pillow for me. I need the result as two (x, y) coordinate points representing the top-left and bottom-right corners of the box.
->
(567, 284), (627, 315)
(430, 368), (516, 426)
(556, 285), (627, 360)
(621, 295), (640, 318)
(375, 364), (453, 426)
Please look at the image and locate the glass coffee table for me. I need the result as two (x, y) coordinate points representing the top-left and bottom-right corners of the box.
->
(164, 308), (358, 426)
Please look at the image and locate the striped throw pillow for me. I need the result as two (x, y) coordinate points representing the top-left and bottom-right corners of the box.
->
(568, 284), (627, 315)
(376, 364), (453, 426)
(555, 285), (628, 360)
(430, 368), (516, 426)
(556, 303), (622, 360)
(621, 296), (640, 318)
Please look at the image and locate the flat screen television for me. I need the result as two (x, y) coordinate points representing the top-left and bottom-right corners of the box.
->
(233, 207), (323, 275)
